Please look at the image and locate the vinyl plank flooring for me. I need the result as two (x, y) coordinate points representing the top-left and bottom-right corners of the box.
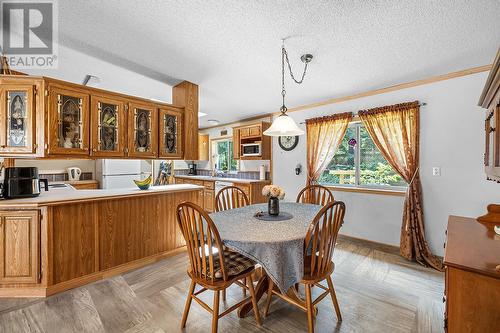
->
(0, 240), (445, 333)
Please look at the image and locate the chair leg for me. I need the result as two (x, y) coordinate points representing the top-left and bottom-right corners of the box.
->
(305, 284), (315, 333)
(326, 275), (342, 322)
(242, 277), (247, 296)
(181, 280), (196, 328)
(222, 289), (226, 302)
(264, 278), (274, 317)
(211, 290), (220, 333)
(247, 275), (262, 326)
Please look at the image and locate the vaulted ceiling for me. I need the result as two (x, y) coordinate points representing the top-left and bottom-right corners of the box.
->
(57, 0), (500, 127)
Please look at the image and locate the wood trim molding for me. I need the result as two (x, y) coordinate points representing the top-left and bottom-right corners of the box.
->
(326, 185), (406, 197)
(201, 64), (492, 130)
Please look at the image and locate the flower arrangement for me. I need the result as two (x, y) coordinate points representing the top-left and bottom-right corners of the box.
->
(262, 185), (285, 200)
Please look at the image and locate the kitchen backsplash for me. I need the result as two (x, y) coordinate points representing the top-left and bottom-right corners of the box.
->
(175, 169), (270, 180)
(39, 172), (94, 182)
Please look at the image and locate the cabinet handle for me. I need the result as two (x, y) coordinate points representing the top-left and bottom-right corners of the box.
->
(92, 148), (97, 152)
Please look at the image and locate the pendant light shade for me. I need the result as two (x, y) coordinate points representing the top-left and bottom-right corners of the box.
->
(263, 113), (304, 136)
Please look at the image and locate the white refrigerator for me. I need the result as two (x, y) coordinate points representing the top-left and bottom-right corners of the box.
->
(96, 159), (149, 189)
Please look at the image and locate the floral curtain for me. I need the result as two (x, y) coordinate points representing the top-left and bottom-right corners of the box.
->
(306, 112), (353, 185)
(359, 101), (442, 270)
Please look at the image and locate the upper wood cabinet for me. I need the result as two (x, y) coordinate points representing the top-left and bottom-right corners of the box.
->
(0, 83), (36, 154)
(90, 95), (127, 157)
(478, 49), (500, 183)
(128, 101), (158, 158)
(0, 75), (198, 159)
(159, 106), (183, 159)
(47, 84), (90, 156)
(0, 210), (39, 284)
(233, 121), (271, 160)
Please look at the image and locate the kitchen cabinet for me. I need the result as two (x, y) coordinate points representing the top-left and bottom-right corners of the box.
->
(198, 134), (209, 161)
(233, 121), (271, 160)
(0, 75), (199, 160)
(0, 210), (39, 284)
(47, 84), (90, 156)
(0, 83), (37, 154)
(90, 94), (127, 157)
(127, 101), (158, 158)
(159, 106), (183, 159)
(204, 189), (215, 212)
(478, 49), (500, 182)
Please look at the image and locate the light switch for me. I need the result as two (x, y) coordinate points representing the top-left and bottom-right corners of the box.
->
(432, 167), (441, 176)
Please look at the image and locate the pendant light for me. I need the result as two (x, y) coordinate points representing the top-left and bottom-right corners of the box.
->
(263, 41), (313, 137)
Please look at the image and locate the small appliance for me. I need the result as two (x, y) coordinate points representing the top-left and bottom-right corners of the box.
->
(67, 167), (82, 181)
(1, 167), (48, 199)
(188, 162), (197, 175)
(242, 142), (261, 156)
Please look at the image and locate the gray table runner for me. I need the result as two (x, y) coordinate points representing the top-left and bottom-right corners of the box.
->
(210, 202), (322, 293)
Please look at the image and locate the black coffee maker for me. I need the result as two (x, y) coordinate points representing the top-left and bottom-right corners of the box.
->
(188, 162), (197, 175)
(1, 167), (48, 199)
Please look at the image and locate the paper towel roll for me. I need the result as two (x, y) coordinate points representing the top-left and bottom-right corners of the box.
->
(259, 165), (266, 180)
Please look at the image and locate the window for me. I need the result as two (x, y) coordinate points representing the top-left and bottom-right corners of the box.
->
(318, 122), (406, 189)
(212, 139), (237, 172)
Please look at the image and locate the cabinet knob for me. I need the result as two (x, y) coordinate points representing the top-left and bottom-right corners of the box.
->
(92, 148), (97, 152)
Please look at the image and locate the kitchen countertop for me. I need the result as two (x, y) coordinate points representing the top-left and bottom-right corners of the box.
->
(175, 174), (271, 184)
(0, 184), (203, 208)
(50, 179), (99, 185)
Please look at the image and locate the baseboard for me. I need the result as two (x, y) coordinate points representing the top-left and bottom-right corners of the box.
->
(338, 234), (400, 255)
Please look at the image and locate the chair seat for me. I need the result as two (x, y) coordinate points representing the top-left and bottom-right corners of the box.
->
(205, 249), (256, 279)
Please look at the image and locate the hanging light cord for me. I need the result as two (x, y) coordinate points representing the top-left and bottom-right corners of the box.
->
(280, 42), (311, 115)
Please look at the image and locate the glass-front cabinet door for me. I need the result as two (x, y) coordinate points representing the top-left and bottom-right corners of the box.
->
(127, 101), (158, 158)
(0, 84), (36, 154)
(90, 95), (126, 157)
(159, 106), (183, 159)
(48, 85), (89, 155)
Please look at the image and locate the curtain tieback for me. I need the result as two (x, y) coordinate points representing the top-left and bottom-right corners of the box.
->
(408, 167), (420, 187)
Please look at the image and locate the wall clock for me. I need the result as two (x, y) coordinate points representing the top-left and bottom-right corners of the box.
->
(278, 135), (299, 151)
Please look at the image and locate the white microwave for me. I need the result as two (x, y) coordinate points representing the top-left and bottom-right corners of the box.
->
(241, 143), (261, 156)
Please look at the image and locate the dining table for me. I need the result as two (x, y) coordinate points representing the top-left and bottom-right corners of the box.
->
(209, 201), (323, 317)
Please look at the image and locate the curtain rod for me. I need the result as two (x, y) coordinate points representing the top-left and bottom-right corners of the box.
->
(299, 102), (427, 124)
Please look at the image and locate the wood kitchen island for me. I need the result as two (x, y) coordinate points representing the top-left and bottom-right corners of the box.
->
(0, 184), (203, 297)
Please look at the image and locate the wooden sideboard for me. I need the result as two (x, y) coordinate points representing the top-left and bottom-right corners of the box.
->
(443, 215), (500, 332)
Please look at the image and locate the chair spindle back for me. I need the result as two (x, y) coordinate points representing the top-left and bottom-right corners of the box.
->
(296, 185), (334, 206)
(215, 186), (249, 212)
(304, 201), (345, 277)
(177, 202), (227, 282)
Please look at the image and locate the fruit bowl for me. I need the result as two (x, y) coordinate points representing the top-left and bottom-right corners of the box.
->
(134, 175), (152, 190)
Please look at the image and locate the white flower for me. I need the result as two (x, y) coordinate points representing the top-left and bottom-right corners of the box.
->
(270, 186), (280, 198)
(262, 185), (271, 196)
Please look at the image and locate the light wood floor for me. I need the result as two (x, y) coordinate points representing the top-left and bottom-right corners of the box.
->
(0, 239), (444, 333)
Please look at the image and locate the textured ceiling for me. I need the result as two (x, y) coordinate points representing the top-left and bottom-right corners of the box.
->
(57, 0), (500, 127)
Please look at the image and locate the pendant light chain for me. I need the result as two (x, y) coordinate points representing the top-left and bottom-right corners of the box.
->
(280, 43), (311, 115)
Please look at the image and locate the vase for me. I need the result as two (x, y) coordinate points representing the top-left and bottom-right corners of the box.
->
(268, 197), (280, 216)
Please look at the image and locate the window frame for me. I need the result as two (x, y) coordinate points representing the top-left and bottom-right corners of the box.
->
(210, 136), (239, 172)
(318, 121), (407, 192)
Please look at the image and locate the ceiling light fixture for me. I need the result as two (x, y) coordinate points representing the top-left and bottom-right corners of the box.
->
(263, 40), (313, 137)
(198, 112), (208, 117)
(207, 119), (220, 125)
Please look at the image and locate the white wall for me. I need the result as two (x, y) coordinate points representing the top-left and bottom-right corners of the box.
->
(273, 72), (499, 256)
(12, 43), (173, 175)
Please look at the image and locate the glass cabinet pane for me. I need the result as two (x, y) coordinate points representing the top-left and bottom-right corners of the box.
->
(98, 102), (118, 151)
(164, 113), (178, 154)
(7, 91), (28, 147)
(134, 108), (151, 152)
(57, 94), (83, 149)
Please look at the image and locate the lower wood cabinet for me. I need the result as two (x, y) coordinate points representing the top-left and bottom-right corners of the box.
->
(0, 210), (39, 284)
(204, 189), (215, 212)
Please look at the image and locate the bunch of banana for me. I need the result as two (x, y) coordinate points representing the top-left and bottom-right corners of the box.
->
(134, 175), (152, 189)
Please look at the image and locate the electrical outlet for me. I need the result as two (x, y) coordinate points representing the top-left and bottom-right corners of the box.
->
(432, 167), (441, 176)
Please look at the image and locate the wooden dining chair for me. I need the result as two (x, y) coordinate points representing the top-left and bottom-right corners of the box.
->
(215, 186), (249, 212)
(176, 202), (261, 333)
(215, 185), (250, 301)
(296, 184), (334, 206)
(264, 201), (346, 333)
